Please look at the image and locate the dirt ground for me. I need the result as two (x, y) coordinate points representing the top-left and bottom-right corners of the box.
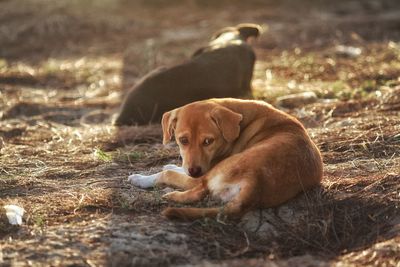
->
(0, 0), (399, 266)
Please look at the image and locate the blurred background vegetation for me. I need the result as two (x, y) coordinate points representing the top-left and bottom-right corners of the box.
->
(1, 0), (399, 112)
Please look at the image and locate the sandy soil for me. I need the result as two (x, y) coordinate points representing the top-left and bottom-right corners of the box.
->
(0, 0), (399, 266)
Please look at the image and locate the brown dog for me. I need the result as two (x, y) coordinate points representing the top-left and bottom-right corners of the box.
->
(114, 24), (261, 126)
(134, 98), (323, 220)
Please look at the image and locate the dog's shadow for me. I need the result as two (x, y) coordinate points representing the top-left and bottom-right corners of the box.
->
(176, 174), (399, 260)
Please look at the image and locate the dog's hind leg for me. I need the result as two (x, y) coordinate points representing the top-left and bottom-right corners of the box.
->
(162, 184), (208, 204)
(157, 170), (202, 190)
(162, 180), (257, 221)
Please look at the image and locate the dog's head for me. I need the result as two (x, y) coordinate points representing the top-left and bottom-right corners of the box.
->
(192, 23), (263, 58)
(162, 101), (242, 178)
(211, 23), (262, 44)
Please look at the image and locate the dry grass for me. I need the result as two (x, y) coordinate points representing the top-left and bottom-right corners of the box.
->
(1, 0), (400, 266)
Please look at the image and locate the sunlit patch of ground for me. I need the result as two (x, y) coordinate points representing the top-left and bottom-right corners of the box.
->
(1, 0), (399, 266)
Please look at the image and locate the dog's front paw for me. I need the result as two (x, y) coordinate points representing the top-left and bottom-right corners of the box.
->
(162, 191), (180, 201)
(128, 173), (158, 189)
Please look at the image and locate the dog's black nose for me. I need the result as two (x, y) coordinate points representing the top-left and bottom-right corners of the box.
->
(188, 167), (202, 177)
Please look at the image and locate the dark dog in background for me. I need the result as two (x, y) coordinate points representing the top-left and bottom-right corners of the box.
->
(114, 23), (262, 126)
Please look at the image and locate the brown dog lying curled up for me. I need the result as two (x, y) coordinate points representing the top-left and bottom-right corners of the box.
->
(130, 98), (323, 221)
(114, 24), (262, 126)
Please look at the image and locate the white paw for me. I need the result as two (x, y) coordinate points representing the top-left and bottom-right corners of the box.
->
(162, 164), (185, 174)
(128, 173), (159, 189)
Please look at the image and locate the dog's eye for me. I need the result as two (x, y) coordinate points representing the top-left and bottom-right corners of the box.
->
(203, 138), (214, 146)
(179, 137), (189, 146)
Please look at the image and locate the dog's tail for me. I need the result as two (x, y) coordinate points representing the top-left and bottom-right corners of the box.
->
(162, 203), (250, 221)
(162, 207), (220, 221)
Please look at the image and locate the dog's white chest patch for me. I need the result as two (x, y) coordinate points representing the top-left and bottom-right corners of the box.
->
(218, 184), (241, 203)
(208, 174), (241, 203)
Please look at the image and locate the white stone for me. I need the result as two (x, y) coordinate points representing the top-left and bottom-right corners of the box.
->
(4, 205), (25, 225)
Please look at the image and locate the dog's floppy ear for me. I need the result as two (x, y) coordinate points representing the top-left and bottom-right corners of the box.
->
(161, 108), (179, 145)
(210, 106), (243, 142)
(236, 23), (263, 40)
